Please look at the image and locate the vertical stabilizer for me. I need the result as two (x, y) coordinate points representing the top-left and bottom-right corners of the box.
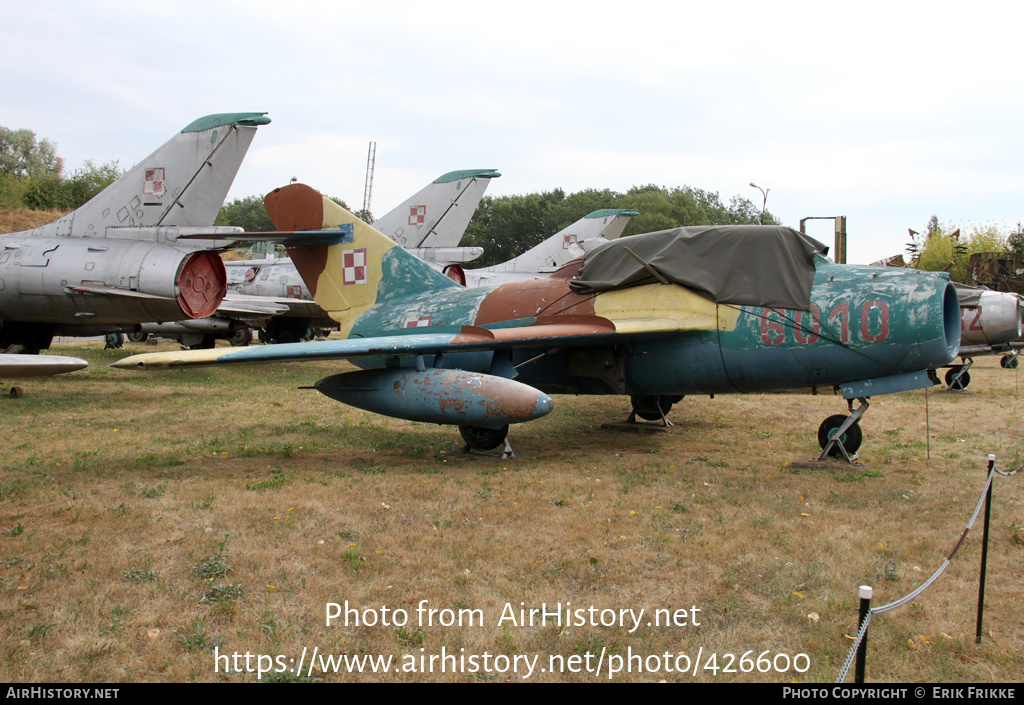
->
(373, 169), (500, 249)
(471, 208), (639, 276)
(29, 113), (269, 238)
(264, 184), (460, 333)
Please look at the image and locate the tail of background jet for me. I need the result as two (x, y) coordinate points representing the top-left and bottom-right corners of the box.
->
(372, 169), (500, 253)
(27, 113), (269, 239)
(463, 208), (638, 286)
(264, 184), (460, 332)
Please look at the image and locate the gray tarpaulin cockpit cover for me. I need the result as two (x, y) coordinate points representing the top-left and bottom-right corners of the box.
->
(568, 225), (830, 311)
(953, 282), (988, 308)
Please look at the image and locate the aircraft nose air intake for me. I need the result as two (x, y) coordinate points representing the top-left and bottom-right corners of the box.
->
(942, 282), (962, 361)
(177, 251), (227, 319)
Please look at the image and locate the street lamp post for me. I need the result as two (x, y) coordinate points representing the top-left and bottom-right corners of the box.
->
(749, 182), (769, 225)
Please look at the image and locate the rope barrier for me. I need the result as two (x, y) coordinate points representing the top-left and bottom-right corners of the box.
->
(835, 456), (1018, 682)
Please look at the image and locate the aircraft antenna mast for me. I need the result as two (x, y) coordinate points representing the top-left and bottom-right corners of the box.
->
(362, 141), (376, 217)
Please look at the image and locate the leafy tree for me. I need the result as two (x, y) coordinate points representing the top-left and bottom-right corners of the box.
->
(215, 195), (275, 232)
(0, 126), (60, 178)
(462, 189), (568, 266)
(22, 159), (122, 211)
(215, 193), (351, 250)
(1008, 223), (1024, 256)
(915, 219), (1009, 283)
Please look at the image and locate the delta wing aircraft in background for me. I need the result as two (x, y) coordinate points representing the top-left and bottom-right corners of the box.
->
(0, 113), (270, 354)
(115, 184), (961, 460)
(458, 208), (638, 288)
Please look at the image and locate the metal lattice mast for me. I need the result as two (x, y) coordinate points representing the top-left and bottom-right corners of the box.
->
(362, 141), (376, 217)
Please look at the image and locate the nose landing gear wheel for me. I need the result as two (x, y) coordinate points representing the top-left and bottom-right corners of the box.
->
(945, 367), (970, 390)
(817, 414), (863, 458)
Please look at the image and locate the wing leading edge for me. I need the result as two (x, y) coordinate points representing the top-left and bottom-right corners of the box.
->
(111, 317), (623, 370)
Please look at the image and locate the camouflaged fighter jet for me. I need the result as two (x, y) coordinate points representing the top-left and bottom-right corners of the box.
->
(114, 184), (961, 460)
(0, 112), (269, 355)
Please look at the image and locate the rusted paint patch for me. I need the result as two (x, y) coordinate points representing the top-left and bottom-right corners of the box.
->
(474, 279), (596, 325)
(264, 184), (326, 230)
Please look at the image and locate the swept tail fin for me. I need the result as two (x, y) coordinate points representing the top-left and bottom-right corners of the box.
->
(470, 208), (639, 276)
(264, 184), (460, 333)
(28, 113), (269, 239)
(373, 169), (500, 250)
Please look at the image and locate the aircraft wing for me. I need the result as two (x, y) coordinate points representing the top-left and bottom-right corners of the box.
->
(222, 294), (326, 320)
(66, 285), (180, 302)
(0, 354), (88, 377)
(216, 293), (294, 318)
(112, 317), (623, 370)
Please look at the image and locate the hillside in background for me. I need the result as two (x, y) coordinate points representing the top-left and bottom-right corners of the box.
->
(0, 207), (65, 234)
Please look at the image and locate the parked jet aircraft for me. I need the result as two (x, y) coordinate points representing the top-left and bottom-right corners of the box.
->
(0, 112), (269, 354)
(943, 283), (1023, 389)
(457, 208), (638, 288)
(115, 184), (961, 459)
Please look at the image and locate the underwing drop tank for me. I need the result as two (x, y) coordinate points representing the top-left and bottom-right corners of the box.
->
(314, 367), (554, 427)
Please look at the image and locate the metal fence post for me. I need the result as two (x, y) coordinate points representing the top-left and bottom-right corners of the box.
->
(976, 454), (995, 644)
(855, 585), (872, 683)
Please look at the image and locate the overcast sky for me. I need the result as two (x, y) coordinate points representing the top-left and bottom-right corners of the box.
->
(3, 1), (1021, 263)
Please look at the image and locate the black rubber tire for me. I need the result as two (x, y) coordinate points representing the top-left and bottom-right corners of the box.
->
(630, 395), (680, 422)
(459, 425), (509, 451)
(817, 414), (863, 456)
(189, 335), (216, 350)
(945, 367), (970, 390)
(229, 328), (253, 347)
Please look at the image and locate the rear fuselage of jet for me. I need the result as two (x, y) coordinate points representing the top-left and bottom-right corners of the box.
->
(0, 236), (225, 325)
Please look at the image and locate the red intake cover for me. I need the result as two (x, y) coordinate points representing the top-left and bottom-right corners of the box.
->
(177, 251), (227, 318)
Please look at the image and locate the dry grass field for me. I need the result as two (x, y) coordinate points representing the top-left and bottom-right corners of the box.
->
(1, 339), (1022, 683)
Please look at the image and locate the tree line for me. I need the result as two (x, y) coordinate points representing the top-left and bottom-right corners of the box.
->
(0, 125), (122, 211)
(214, 183), (776, 266)
(461, 185), (773, 267)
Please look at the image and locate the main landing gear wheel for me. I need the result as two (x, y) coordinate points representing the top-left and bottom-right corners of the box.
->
(459, 425), (509, 452)
(817, 415), (863, 457)
(127, 331), (149, 343)
(188, 334), (216, 350)
(945, 367), (970, 390)
(1001, 355), (1019, 370)
(631, 395), (677, 421)
(229, 328), (253, 347)
(629, 395), (683, 425)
